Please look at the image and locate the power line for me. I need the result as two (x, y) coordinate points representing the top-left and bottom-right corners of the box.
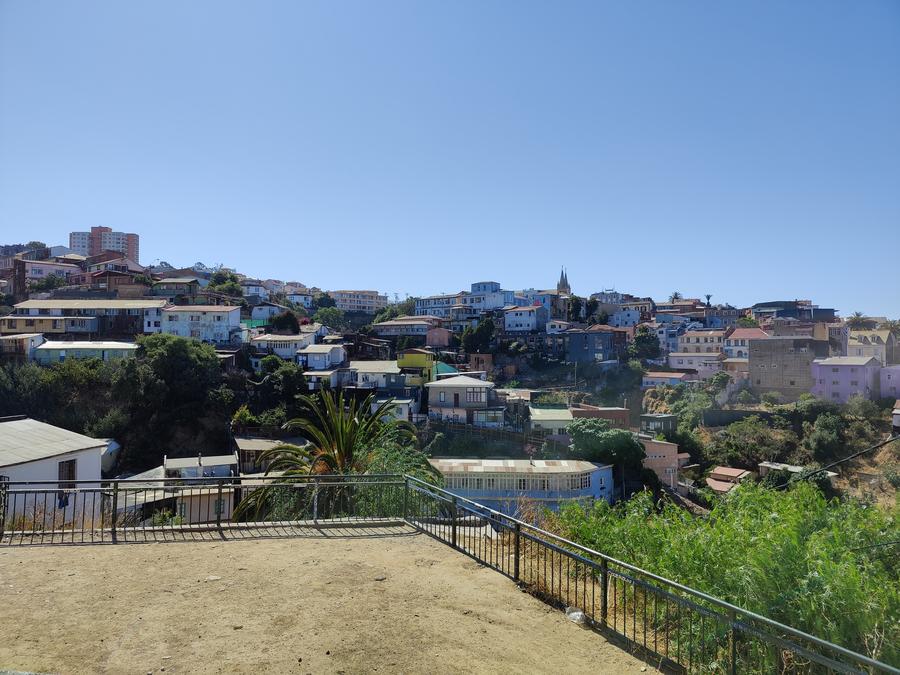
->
(849, 539), (900, 551)
(774, 433), (900, 490)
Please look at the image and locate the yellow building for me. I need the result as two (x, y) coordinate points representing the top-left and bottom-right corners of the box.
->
(397, 348), (436, 385)
(0, 315), (98, 335)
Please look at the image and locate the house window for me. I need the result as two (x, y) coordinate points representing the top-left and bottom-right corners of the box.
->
(58, 458), (77, 491)
(439, 391), (445, 403)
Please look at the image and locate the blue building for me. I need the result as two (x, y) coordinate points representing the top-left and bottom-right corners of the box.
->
(565, 325), (623, 364)
(428, 458), (615, 517)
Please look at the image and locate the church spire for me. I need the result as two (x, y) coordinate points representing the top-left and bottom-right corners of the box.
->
(557, 266), (571, 295)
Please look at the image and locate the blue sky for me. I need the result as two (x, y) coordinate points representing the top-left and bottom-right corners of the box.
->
(1, 1), (898, 315)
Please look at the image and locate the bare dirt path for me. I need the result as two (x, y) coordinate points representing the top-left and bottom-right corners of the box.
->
(0, 529), (656, 674)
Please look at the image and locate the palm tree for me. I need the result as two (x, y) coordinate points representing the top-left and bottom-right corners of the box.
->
(234, 390), (415, 519)
(878, 319), (900, 338)
(669, 291), (683, 303)
(845, 311), (870, 330)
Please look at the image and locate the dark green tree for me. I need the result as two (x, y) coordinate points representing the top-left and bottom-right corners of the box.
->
(313, 293), (336, 309)
(269, 310), (301, 334)
(208, 270), (243, 297)
(312, 306), (346, 330)
(627, 325), (661, 360)
(568, 295), (583, 321)
(567, 418), (646, 469)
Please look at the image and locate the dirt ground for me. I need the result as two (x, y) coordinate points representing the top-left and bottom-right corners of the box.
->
(0, 527), (656, 674)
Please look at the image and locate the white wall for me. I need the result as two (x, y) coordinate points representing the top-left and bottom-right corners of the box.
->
(1, 448), (103, 522)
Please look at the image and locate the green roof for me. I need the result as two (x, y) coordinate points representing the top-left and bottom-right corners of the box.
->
(241, 319), (268, 328)
(434, 362), (459, 375)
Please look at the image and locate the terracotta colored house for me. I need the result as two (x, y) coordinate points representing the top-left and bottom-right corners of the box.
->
(705, 466), (751, 494)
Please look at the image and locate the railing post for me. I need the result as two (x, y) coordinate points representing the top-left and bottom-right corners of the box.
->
(451, 496), (458, 548)
(513, 522), (521, 582)
(215, 480), (224, 531)
(110, 481), (119, 543)
(600, 558), (608, 628)
(0, 477), (7, 542)
(402, 476), (409, 522)
(728, 608), (737, 675)
(313, 477), (319, 523)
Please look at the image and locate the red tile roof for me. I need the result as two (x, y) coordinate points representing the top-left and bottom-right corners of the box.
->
(727, 328), (769, 340)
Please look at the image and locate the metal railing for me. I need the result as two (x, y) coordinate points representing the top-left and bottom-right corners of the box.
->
(403, 477), (898, 675)
(0, 474), (406, 545)
(1, 474), (896, 674)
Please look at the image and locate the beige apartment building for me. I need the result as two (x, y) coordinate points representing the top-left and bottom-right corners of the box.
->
(329, 290), (388, 314)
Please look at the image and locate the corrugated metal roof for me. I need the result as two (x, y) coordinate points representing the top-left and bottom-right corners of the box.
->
(429, 458), (607, 474)
(425, 375), (493, 388)
(813, 356), (879, 366)
(349, 360), (400, 374)
(528, 407), (574, 422)
(0, 418), (107, 467)
(37, 341), (138, 351)
(298, 344), (342, 353)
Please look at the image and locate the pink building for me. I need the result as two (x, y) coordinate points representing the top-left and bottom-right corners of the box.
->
(640, 436), (691, 489)
(811, 356), (881, 403)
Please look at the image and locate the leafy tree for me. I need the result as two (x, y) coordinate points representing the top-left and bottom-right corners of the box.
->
(208, 270), (243, 297)
(29, 274), (68, 292)
(735, 389), (757, 406)
(705, 371), (731, 396)
(112, 334), (227, 469)
(584, 298), (598, 320)
(269, 310), (300, 334)
(312, 306), (345, 330)
(627, 325), (661, 360)
(232, 404), (258, 428)
(313, 293), (336, 309)
(844, 394), (881, 423)
(668, 291), (683, 303)
(366, 441), (442, 485)
(760, 391), (782, 407)
(567, 418), (646, 469)
(25, 240), (47, 250)
(736, 316), (759, 328)
(802, 413), (845, 462)
(462, 318), (495, 353)
(568, 295), (583, 321)
(251, 358), (306, 412)
(373, 297), (417, 324)
(132, 274), (154, 286)
(706, 415), (795, 468)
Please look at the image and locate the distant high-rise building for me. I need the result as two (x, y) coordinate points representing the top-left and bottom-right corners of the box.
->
(69, 226), (140, 263)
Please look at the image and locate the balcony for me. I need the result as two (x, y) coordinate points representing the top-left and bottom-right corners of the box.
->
(0, 475), (893, 674)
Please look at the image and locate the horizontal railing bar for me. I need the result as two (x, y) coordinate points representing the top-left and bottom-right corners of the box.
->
(405, 476), (897, 672)
(3, 474), (406, 486)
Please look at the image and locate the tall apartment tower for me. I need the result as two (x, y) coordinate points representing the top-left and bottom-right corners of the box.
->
(69, 226), (140, 263)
